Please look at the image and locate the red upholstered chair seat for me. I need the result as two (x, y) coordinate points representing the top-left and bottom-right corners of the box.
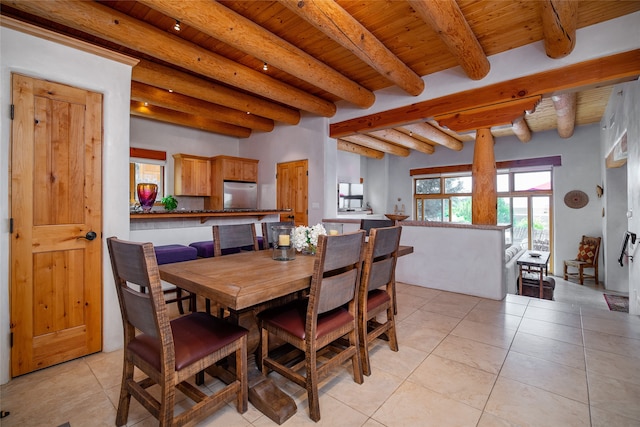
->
(259, 300), (353, 340)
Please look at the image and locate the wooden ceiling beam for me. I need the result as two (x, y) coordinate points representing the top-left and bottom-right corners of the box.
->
(7, 0), (336, 117)
(330, 49), (640, 138)
(131, 81), (274, 132)
(409, 0), (490, 81)
(341, 134), (411, 157)
(139, 0), (374, 109)
(337, 139), (385, 159)
(540, 0), (579, 59)
(130, 102), (251, 138)
(133, 60), (300, 126)
(369, 129), (434, 155)
(551, 92), (577, 138)
(280, 0), (424, 96)
(401, 122), (463, 151)
(512, 117), (532, 143)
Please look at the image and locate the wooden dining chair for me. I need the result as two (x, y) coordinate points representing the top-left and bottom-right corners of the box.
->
(261, 221), (295, 249)
(258, 231), (366, 422)
(213, 223), (260, 256)
(564, 235), (601, 285)
(107, 237), (248, 427)
(360, 219), (395, 236)
(358, 225), (402, 376)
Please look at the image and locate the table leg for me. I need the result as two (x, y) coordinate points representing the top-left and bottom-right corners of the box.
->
(519, 265), (523, 296)
(539, 270), (544, 299)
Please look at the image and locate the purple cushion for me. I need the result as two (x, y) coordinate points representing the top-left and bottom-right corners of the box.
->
(154, 244), (197, 265)
(190, 241), (215, 258)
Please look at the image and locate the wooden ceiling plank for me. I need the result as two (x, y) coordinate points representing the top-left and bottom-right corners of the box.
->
(279, 0), (424, 96)
(7, 0), (336, 117)
(369, 129), (434, 154)
(131, 81), (274, 132)
(337, 139), (385, 159)
(409, 0), (490, 80)
(130, 101), (252, 138)
(342, 134), (411, 157)
(138, 0), (375, 109)
(512, 117), (532, 143)
(402, 122), (463, 151)
(133, 60), (300, 125)
(330, 49), (640, 138)
(551, 92), (577, 138)
(540, 0), (579, 59)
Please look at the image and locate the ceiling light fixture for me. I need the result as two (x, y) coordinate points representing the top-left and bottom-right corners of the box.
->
(263, 62), (268, 71)
(173, 20), (181, 31)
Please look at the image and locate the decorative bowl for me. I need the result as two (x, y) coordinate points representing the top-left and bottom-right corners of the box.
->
(385, 214), (409, 221)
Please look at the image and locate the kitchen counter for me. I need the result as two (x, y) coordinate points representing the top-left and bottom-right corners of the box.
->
(131, 209), (291, 224)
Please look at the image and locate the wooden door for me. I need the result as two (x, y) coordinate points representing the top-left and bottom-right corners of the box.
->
(10, 74), (103, 377)
(277, 160), (308, 226)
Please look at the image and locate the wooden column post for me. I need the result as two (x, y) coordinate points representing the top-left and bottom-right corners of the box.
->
(472, 128), (497, 225)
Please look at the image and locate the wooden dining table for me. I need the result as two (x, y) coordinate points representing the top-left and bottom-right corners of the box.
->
(159, 245), (413, 424)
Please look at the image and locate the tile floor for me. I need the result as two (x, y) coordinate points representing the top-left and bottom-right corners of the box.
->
(1, 277), (639, 426)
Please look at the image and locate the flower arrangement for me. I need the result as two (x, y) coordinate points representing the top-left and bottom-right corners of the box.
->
(292, 223), (326, 254)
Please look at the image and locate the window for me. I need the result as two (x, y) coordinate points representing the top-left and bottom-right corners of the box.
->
(129, 148), (166, 205)
(415, 175), (472, 223)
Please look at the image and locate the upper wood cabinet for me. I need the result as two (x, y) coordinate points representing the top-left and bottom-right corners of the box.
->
(173, 154), (211, 196)
(206, 155), (259, 210)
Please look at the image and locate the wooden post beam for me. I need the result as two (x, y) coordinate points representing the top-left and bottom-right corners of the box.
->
(337, 139), (385, 159)
(131, 81), (274, 132)
(369, 129), (434, 155)
(472, 129), (497, 225)
(280, 0), (424, 96)
(133, 60), (300, 126)
(130, 101), (251, 138)
(409, 0), (490, 80)
(541, 0), (579, 59)
(512, 117), (532, 143)
(402, 122), (463, 151)
(551, 92), (577, 138)
(139, 0), (374, 109)
(7, 0), (336, 117)
(341, 134), (411, 157)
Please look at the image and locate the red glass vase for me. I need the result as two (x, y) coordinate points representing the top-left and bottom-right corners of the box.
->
(137, 183), (158, 212)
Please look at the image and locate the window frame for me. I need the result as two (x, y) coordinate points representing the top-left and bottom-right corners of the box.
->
(129, 147), (167, 205)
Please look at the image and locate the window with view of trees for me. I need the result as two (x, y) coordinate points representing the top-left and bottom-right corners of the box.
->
(129, 148), (166, 205)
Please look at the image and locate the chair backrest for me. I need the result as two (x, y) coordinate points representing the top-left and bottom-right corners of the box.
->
(362, 225), (402, 293)
(308, 231), (365, 318)
(213, 224), (260, 256)
(360, 219), (395, 236)
(107, 237), (171, 345)
(261, 221), (295, 249)
(580, 235), (602, 265)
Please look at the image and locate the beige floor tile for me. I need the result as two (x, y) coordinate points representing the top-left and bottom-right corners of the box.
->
(395, 320), (448, 354)
(517, 317), (583, 346)
(585, 348), (640, 385)
(401, 308), (462, 334)
(499, 351), (588, 403)
(523, 305), (582, 328)
(505, 293), (532, 306)
(484, 377), (590, 427)
(396, 282), (442, 301)
(179, 399), (252, 427)
(588, 372), (640, 422)
(451, 318), (517, 349)
(476, 412), (521, 427)
(372, 380), (482, 427)
(475, 299), (528, 317)
(581, 305), (639, 321)
(432, 334), (508, 375)
(583, 329), (640, 358)
(84, 348), (124, 390)
(325, 367), (402, 416)
(527, 297), (581, 314)
(465, 306), (523, 330)
(361, 418), (386, 427)
(581, 314), (640, 340)
(590, 406), (640, 427)
(510, 331), (586, 370)
(367, 339), (428, 379)
(409, 354), (497, 410)
(421, 292), (480, 319)
(394, 292), (428, 312)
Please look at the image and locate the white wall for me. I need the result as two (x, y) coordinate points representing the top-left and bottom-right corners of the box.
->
(0, 27), (133, 384)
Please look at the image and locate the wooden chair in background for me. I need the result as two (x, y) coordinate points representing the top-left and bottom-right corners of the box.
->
(564, 235), (601, 285)
(212, 223), (260, 256)
(107, 237), (248, 427)
(359, 219), (395, 236)
(358, 225), (402, 376)
(258, 231), (366, 422)
(261, 221), (295, 249)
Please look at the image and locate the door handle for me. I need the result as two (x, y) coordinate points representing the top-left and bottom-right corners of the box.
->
(78, 231), (97, 241)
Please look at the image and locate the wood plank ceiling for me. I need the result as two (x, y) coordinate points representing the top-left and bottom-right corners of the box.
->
(2, 0), (639, 158)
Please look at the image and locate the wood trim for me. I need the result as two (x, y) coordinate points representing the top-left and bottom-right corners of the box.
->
(130, 147), (167, 161)
(330, 49), (640, 138)
(410, 155), (562, 176)
(0, 16), (139, 66)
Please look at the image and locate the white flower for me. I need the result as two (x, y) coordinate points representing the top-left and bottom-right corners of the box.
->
(291, 223), (327, 251)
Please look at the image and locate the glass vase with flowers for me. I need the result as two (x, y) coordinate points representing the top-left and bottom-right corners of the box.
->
(292, 223), (327, 255)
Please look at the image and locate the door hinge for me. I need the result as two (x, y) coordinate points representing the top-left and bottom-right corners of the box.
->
(10, 332), (13, 348)
(9, 218), (13, 234)
(10, 104), (14, 120)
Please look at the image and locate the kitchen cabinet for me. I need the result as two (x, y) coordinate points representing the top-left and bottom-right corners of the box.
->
(206, 155), (259, 210)
(173, 154), (211, 196)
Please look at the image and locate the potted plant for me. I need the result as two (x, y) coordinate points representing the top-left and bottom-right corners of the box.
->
(160, 195), (178, 211)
